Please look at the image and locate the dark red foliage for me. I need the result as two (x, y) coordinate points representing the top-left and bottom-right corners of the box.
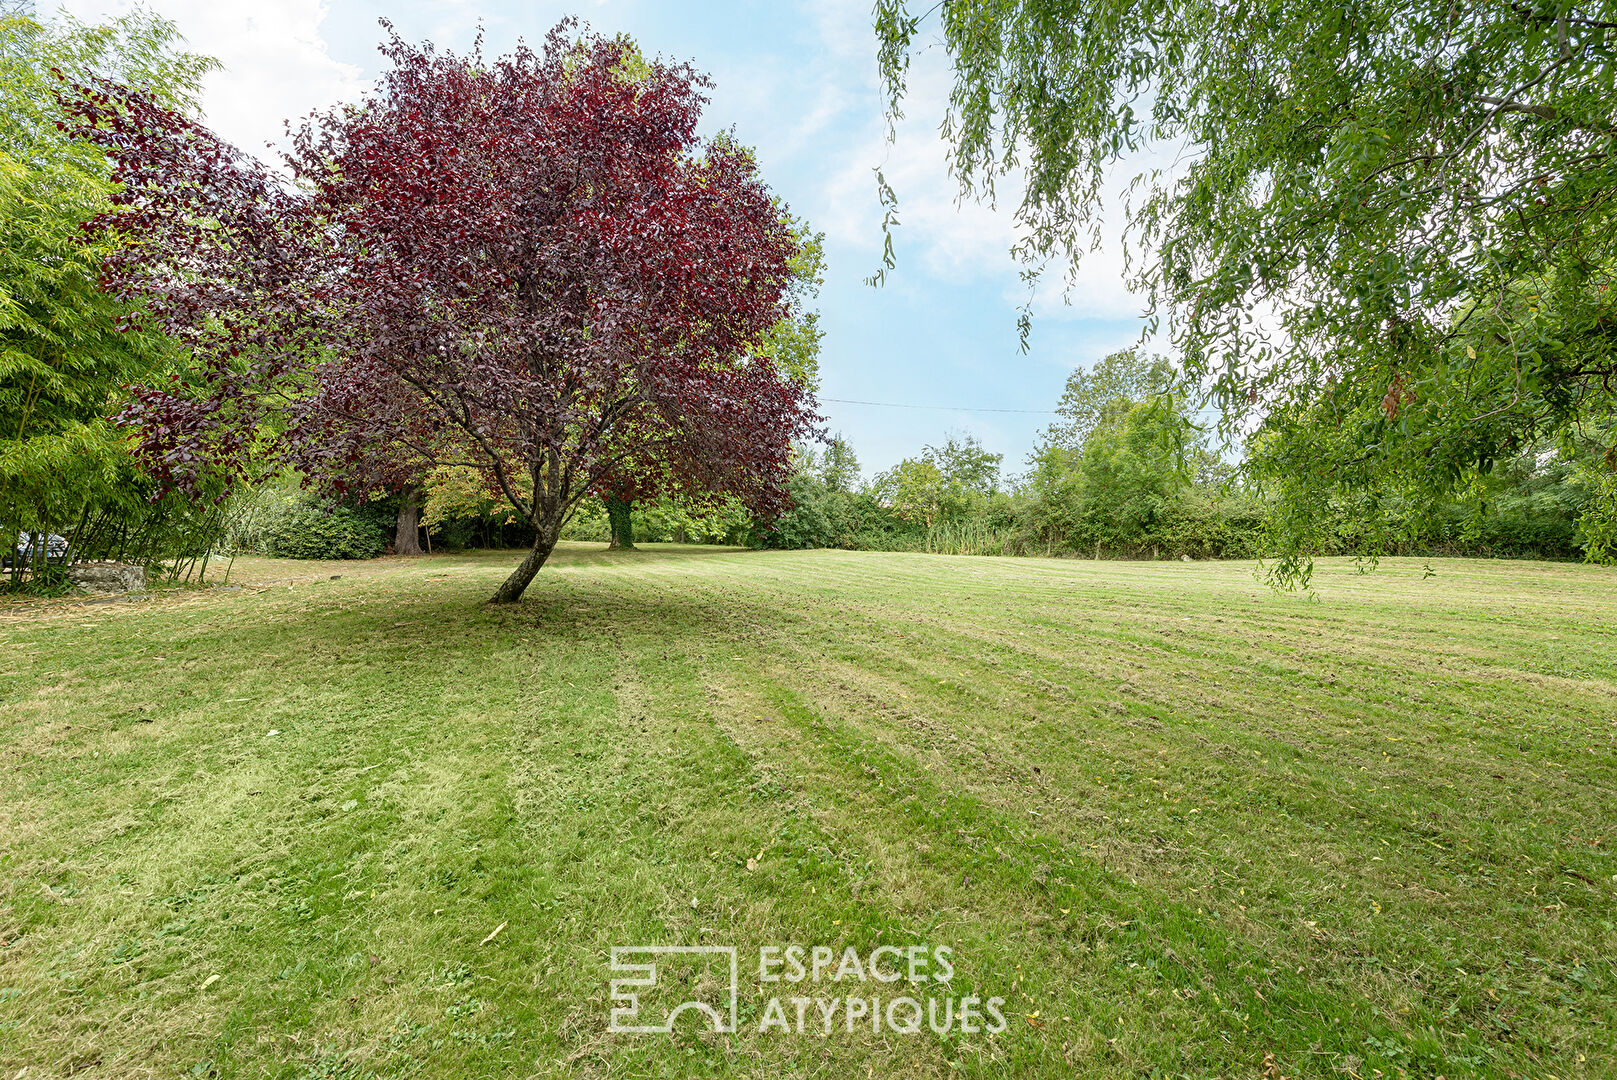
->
(64, 22), (817, 598)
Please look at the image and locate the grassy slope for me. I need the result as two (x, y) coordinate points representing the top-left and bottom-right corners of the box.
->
(0, 545), (1613, 1079)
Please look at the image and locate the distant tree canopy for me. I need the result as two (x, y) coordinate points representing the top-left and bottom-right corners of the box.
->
(872, 433), (1002, 527)
(754, 222), (827, 393)
(1022, 348), (1213, 552)
(1038, 347), (1174, 454)
(741, 334), (1595, 561)
(875, 0), (1617, 583)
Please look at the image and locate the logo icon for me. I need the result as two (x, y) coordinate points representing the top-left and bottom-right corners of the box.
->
(609, 946), (738, 1034)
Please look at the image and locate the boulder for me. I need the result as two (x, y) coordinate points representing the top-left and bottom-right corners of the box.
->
(69, 562), (145, 594)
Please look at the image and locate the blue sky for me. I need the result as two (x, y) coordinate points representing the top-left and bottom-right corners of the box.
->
(61, 0), (1155, 478)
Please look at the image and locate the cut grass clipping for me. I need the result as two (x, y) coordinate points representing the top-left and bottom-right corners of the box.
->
(1, 545), (1613, 1078)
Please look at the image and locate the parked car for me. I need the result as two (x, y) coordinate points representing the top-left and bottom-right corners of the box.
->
(3, 530), (69, 568)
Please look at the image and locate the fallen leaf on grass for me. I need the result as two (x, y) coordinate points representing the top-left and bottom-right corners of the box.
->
(480, 922), (507, 946)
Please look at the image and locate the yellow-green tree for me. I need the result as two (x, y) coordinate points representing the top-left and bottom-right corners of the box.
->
(1, 10), (213, 564)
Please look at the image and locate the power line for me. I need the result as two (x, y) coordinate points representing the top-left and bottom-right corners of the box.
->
(821, 397), (1058, 415)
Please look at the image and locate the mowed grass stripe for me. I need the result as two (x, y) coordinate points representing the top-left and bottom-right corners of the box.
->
(0, 545), (1612, 1079)
(599, 548), (1615, 1075)
(716, 669), (1418, 1075)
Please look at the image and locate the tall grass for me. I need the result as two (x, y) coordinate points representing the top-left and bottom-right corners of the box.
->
(914, 519), (1020, 556)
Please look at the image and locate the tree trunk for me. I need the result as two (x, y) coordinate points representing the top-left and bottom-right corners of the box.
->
(395, 486), (423, 556)
(490, 529), (557, 603)
(605, 495), (635, 550)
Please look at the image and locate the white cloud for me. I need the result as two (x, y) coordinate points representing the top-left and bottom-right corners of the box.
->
(801, 0), (879, 65)
(59, 0), (366, 160)
(816, 53), (1016, 275)
(810, 16), (1192, 324)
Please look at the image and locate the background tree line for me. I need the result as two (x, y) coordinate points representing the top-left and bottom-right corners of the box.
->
(754, 347), (1602, 562)
(229, 343), (1595, 565)
(7, 4), (1612, 586)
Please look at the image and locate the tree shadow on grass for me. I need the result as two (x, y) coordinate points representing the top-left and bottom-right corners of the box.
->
(483, 574), (788, 650)
(192, 561), (791, 662)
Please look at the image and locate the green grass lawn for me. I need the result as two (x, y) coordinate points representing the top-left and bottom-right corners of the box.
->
(1, 545), (1613, 1079)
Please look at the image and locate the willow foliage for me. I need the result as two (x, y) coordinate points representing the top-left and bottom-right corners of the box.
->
(876, 0), (1617, 581)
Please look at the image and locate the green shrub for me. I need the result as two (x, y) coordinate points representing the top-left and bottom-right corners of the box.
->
(261, 504), (388, 560)
(753, 477), (914, 550)
(226, 487), (391, 560)
(560, 499), (610, 542)
(559, 494), (751, 546)
(633, 494), (752, 544)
